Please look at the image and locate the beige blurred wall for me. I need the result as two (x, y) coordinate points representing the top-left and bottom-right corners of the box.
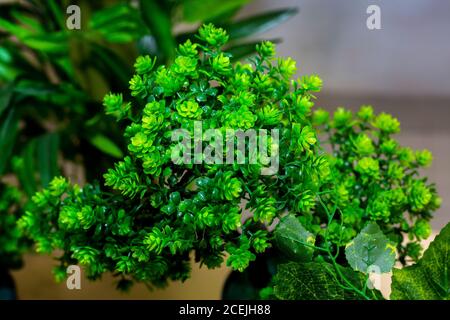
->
(12, 254), (230, 299)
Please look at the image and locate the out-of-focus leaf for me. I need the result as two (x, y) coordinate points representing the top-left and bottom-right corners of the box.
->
(226, 8), (298, 40)
(46, 0), (65, 30)
(183, 0), (250, 23)
(36, 133), (59, 187)
(90, 43), (132, 88)
(89, 4), (142, 43)
(88, 134), (123, 159)
(90, 4), (134, 29)
(0, 109), (18, 175)
(0, 47), (12, 63)
(227, 39), (280, 61)
(0, 82), (14, 118)
(22, 33), (68, 54)
(0, 17), (32, 38)
(140, 0), (176, 61)
(17, 140), (38, 197)
(11, 10), (43, 32)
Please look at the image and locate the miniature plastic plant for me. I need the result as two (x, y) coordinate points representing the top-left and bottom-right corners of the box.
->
(312, 106), (441, 263)
(224, 106), (441, 299)
(19, 24), (332, 289)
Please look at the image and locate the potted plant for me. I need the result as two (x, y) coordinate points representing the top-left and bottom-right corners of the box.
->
(19, 25), (447, 300)
(0, 0), (295, 298)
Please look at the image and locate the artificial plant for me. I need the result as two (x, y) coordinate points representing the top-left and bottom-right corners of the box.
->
(19, 24), (445, 300)
(20, 23), (331, 288)
(224, 105), (441, 299)
(0, 0), (296, 279)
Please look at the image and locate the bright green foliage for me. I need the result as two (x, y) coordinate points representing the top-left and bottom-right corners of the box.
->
(21, 25), (330, 287)
(313, 105), (440, 263)
(0, 0), (297, 272)
(391, 222), (450, 300)
(273, 262), (367, 300)
(345, 222), (396, 273)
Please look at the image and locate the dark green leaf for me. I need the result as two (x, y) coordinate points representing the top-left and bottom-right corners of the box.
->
(17, 140), (38, 197)
(274, 215), (315, 262)
(0, 82), (14, 118)
(140, 0), (176, 61)
(345, 222), (396, 274)
(391, 222), (450, 300)
(89, 43), (132, 88)
(273, 262), (365, 300)
(183, 0), (249, 23)
(0, 109), (18, 175)
(226, 8), (298, 40)
(36, 133), (60, 187)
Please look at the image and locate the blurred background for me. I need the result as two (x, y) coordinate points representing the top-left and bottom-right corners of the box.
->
(3, 0), (450, 298)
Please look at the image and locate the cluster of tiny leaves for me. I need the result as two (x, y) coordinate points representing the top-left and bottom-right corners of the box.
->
(19, 24), (331, 287)
(0, 183), (26, 269)
(310, 106), (441, 263)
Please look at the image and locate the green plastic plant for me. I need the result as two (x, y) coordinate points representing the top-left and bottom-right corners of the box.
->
(271, 215), (450, 300)
(224, 106), (441, 299)
(310, 106), (441, 264)
(17, 24), (445, 300)
(0, 0), (296, 277)
(20, 24), (332, 289)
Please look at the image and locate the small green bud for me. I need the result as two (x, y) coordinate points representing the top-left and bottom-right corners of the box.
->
(256, 41), (276, 58)
(198, 23), (229, 47)
(374, 113), (400, 134)
(415, 149), (433, 167)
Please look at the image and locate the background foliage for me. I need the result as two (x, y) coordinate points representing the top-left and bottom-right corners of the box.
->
(0, 0), (296, 270)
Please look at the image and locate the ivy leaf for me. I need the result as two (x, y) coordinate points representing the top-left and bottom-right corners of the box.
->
(274, 215), (315, 262)
(390, 222), (450, 300)
(345, 222), (396, 273)
(273, 262), (365, 300)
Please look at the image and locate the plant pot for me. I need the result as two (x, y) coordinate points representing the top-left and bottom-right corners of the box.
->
(0, 267), (16, 300)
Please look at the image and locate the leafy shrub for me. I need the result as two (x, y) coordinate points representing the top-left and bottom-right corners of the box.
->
(0, 0), (296, 270)
(310, 106), (440, 263)
(18, 24), (444, 300)
(20, 24), (331, 288)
